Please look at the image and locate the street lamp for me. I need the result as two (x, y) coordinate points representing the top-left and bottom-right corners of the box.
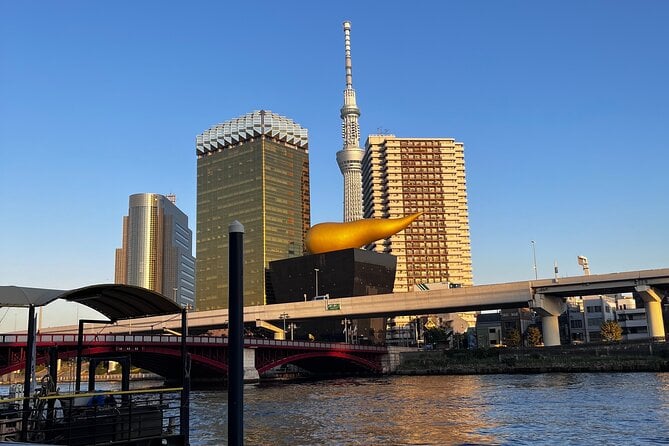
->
(314, 268), (320, 298)
(342, 318), (349, 344)
(531, 240), (538, 280)
(279, 313), (289, 338)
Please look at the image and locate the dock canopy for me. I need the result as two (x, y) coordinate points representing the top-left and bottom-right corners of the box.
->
(0, 284), (182, 321)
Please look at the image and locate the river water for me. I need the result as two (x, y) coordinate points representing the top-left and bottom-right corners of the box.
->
(189, 373), (669, 445)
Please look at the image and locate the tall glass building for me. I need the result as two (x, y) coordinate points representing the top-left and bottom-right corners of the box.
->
(196, 110), (310, 310)
(115, 193), (196, 308)
(362, 135), (473, 292)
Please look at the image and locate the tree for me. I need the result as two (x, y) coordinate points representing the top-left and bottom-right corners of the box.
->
(601, 320), (623, 342)
(505, 329), (521, 347)
(526, 326), (542, 347)
(424, 327), (449, 346)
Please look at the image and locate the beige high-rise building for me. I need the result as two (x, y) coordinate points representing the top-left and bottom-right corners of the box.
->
(362, 135), (473, 292)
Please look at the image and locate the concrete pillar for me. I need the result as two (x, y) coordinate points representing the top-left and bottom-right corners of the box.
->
(530, 293), (566, 347)
(243, 348), (260, 383)
(380, 346), (412, 374)
(636, 285), (666, 341)
(542, 315), (561, 347)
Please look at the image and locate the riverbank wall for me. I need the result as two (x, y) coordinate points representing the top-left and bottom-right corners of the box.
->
(395, 341), (669, 375)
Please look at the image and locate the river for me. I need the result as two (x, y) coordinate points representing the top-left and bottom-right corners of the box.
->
(3, 373), (667, 444)
(188, 373), (669, 445)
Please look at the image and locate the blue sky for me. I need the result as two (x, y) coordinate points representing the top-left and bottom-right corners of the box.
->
(1, 2), (668, 327)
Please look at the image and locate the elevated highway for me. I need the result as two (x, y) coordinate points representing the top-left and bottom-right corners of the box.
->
(42, 268), (669, 346)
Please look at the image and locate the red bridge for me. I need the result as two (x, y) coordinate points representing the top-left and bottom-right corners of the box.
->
(0, 333), (390, 383)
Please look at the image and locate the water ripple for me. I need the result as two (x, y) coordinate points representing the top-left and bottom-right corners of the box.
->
(187, 373), (669, 445)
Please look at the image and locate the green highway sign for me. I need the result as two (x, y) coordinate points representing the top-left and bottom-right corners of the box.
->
(327, 303), (341, 311)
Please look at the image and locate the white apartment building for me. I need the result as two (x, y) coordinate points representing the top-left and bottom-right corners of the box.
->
(616, 296), (649, 341)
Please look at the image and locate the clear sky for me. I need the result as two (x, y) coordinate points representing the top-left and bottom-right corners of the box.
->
(1, 2), (668, 328)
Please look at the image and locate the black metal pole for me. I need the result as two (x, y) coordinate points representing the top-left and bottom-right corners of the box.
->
(48, 347), (58, 388)
(180, 307), (190, 445)
(88, 359), (97, 392)
(121, 356), (130, 403)
(21, 305), (36, 442)
(76, 320), (84, 392)
(47, 347), (58, 427)
(228, 220), (244, 446)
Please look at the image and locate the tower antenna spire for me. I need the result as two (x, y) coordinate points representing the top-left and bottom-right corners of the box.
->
(344, 21), (353, 89)
(337, 20), (364, 222)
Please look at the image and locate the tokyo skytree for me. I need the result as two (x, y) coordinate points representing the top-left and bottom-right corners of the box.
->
(336, 21), (364, 222)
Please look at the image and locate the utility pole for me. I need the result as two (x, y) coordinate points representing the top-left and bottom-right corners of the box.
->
(531, 240), (538, 279)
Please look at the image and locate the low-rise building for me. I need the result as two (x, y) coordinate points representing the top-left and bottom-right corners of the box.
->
(616, 295), (649, 341)
(475, 313), (503, 348)
(562, 297), (586, 343)
(583, 295), (617, 342)
(500, 308), (534, 345)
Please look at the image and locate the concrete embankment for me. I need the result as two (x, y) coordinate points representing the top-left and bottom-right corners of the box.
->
(395, 341), (669, 375)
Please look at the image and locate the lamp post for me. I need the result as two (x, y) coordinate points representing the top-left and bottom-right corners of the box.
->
(342, 318), (349, 344)
(279, 313), (289, 338)
(531, 240), (538, 280)
(314, 268), (320, 298)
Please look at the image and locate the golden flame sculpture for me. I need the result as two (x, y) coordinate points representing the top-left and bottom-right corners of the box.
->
(305, 213), (423, 254)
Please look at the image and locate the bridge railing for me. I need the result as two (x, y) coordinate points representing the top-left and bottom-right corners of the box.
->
(0, 334), (387, 352)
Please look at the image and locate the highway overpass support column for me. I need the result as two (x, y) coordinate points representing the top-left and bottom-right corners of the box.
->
(541, 315), (560, 347)
(636, 285), (666, 341)
(530, 293), (566, 347)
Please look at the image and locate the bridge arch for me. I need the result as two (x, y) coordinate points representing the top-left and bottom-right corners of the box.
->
(1, 337), (387, 381)
(257, 350), (382, 375)
(125, 347), (229, 377)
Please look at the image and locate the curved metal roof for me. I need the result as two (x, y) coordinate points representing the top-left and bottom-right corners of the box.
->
(0, 284), (182, 322)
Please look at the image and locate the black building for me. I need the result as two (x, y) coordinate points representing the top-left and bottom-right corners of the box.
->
(267, 248), (396, 343)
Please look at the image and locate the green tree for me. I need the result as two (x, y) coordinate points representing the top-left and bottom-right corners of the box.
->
(526, 326), (542, 346)
(601, 320), (623, 342)
(424, 327), (449, 345)
(505, 329), (521, 347)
